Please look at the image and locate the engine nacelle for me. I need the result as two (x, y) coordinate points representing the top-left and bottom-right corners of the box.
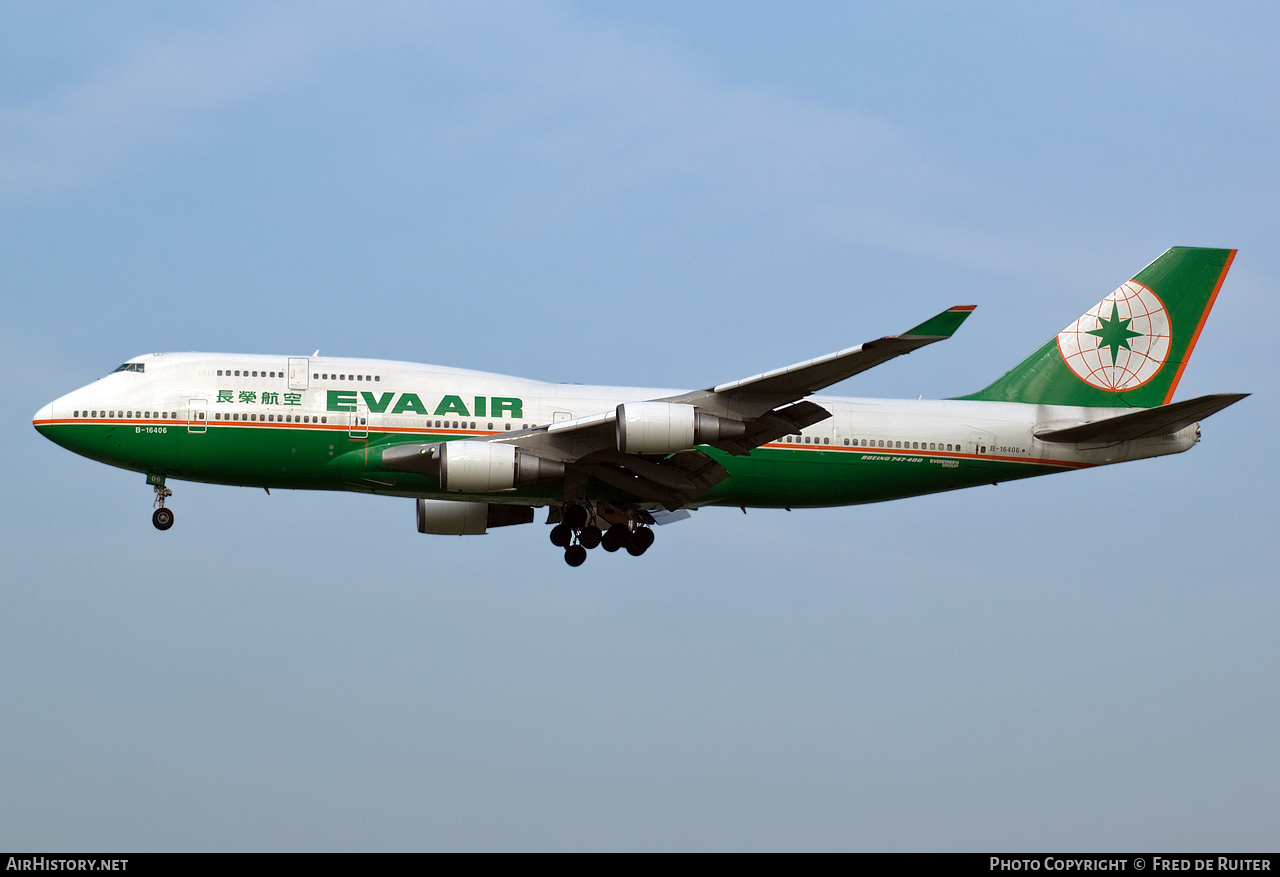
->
(615, 402), (746, 454)
(438, 440), (564, 492)
(416, 499), (535, 535)
(416, 498), (488, 534)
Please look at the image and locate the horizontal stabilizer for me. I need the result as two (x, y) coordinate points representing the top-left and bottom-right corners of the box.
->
(1034, 393), (1248, 444)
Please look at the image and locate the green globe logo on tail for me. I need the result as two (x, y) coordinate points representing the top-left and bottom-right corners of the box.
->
(1057, 281), (1170, 391)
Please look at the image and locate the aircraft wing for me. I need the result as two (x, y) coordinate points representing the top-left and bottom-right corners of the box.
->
(519, 303), (975, 449)
(387, 305), (974, 508)
(661, 305), (976, 420)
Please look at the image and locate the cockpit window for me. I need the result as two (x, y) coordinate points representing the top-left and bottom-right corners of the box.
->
(113, 363), (145, 374)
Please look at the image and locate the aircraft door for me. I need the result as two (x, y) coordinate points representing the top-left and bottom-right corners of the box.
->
(287, 358), (309, 391)
(349, 399), (369, 439)
(188, 398), (208, 434)
(967, 429), (995, 457)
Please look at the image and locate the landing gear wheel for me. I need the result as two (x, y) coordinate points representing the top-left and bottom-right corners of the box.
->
(563, 505), (589, 530)
(550, 523), (572, 548)
(626, 526), (654, 556)
(152, 507), (174, 531)
(602, 523), (628, 552)
(564, 544), (587, 567)
(579, 525), (602, 549)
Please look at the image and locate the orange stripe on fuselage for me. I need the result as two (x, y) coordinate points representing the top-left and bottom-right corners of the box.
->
(759, 441), (1092, 470)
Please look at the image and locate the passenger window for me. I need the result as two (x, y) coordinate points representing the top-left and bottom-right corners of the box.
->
(375, 376), (380, 382)
(321, 417), (327, 424)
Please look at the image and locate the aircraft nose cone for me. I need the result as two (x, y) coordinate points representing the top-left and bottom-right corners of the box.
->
(33, 401), (54, 431)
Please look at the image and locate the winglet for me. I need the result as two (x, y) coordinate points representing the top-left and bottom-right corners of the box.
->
(903, 305), (976, 339)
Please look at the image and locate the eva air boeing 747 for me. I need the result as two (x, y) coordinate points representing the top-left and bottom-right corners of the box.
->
(34, 247), (1245, 566)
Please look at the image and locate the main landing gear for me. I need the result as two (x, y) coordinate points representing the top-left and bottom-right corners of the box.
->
(151, 479), (174, 531)
(549, 503), (655, 566)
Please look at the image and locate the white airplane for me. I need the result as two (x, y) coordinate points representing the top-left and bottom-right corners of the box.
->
(33, 247), (1246, 565)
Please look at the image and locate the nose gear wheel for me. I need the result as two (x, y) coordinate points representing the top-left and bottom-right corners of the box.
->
(151, 482), (174, 531)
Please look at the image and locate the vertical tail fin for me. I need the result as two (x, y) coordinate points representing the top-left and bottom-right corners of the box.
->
(959, 247), (1235, 407)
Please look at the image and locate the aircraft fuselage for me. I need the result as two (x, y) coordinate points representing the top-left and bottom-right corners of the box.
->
(33, 351), (1196, 510)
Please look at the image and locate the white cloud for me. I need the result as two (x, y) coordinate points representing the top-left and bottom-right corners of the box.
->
(0, 1), (1004, 269)
(0, 4), (389, 199)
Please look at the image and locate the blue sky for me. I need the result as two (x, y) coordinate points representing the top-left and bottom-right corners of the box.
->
(3, 1), (1277, 851)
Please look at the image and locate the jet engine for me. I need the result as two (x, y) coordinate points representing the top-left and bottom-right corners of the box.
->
(615, 402), (745, 454)
(416, 499), (535, 535)
(438, 440), (564, 492)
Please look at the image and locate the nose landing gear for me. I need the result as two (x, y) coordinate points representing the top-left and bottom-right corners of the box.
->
(150, 478), (174, 531)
